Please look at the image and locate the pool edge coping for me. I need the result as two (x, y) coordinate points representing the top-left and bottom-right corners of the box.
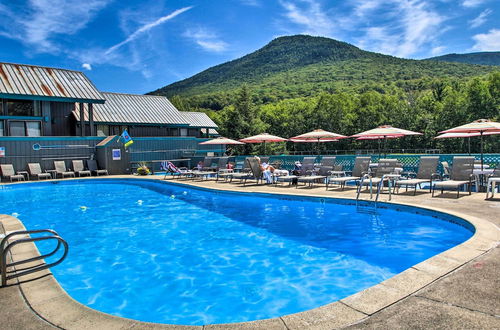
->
(0, 176), (498, 330)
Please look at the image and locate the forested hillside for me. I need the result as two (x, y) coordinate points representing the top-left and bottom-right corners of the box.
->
(428, 52), (500, 66)
(150, 35), (499, 154)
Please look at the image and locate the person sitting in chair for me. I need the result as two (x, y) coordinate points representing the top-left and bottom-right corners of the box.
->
(255, 156), (275, 184)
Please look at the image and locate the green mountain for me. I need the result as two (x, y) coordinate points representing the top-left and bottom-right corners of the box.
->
(150, 35), (498, 103)
(427, 52), (500, 66)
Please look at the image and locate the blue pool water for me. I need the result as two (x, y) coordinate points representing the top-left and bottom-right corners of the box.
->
(0, 179), (473, 325)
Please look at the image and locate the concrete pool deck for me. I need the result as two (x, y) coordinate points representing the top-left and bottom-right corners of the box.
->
(0, 175), (499, 329)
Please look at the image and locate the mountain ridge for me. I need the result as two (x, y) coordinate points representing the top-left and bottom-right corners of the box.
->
(150, 35), (498, 101)
(426, 51), (500, 66)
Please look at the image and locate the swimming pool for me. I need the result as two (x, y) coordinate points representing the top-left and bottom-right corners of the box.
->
(0, 179), (473, 325)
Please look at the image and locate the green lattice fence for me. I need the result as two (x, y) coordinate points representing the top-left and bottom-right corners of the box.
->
(235, 153), (500, 175)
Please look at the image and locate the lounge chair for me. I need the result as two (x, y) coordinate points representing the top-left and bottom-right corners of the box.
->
(199, 156), (216, 171)
(273, 156), (315, 186)
(72, 160), (92, 177)
(86, 160), (108, 176)
(0, 164), (25, 182)
(297, 165), (332, 188)
(358, 159), (398, 196)
(241, 157), (264, 185)
(53, 161), (75, 178)
(233, 159), (246, 172)
(395, 156), (440, 195)
(27, 163), (52, 180)
(432, 156), (476, 198)
(223, 157), (253, 182)
(299, 157), (317, 175)
(319, 156), (336, 167)
(161, 161), (192, 179)
(326, 156), (371, 190)
(192, 157), (229, 180)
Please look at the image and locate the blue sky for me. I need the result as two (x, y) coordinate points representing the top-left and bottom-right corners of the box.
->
(0, 0), (498, 94)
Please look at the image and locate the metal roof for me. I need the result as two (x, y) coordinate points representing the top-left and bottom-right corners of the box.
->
(180, 111), (218, 128)
(73, 92), (191, 126)
(0, 62), (105, 103)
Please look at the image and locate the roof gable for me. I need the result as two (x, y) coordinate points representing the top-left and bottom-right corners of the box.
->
(73, 92), (191, 126)
(0, 62), (105, 103)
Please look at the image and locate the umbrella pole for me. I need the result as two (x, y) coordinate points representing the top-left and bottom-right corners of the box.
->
(317, 138), (320, 156)
(378, 139), (381, 160)
(383, 136), (388, 158)
(468, 137), (471, 155)
(480, 131), (484, 171)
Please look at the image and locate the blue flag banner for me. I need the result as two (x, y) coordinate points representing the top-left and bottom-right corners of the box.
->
(120, 130), (134, 147)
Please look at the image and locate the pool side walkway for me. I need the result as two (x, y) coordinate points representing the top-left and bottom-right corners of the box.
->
(0, 175), (499, 329)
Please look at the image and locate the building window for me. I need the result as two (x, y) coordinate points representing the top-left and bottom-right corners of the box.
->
(180, 128), (188, 137)
(26, 121), (41, 136)
(5, 99), (41, 117)
(8, 121), (41, 136)
(97, 125), (109, 136)
(0, 121), (4, 136)
(9, 121), (26, 136)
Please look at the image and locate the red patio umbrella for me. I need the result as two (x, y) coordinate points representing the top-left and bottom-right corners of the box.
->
(439, 119), (500, 169)
(239, 133), (287, 155)
(352, 125), (422, 157)
(198, 137), (245, 145)
(199, 136), (245, 155)
(291, 129), (346, 155)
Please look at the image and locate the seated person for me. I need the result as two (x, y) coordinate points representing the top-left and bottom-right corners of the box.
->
(255, 157), (275, 184)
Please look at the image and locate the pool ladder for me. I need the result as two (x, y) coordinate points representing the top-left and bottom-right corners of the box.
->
(0, 229), (68, 287)
(356, 174), (392, 202)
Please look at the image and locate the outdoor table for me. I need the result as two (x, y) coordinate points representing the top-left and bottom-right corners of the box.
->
(473, 168), (494, 192)
(16, 171), (29, 180)
(45, 170), (57, 179)
(486, 177), (500, 199)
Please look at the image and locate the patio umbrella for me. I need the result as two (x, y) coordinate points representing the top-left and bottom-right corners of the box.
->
(439, 119), (500, 169)
(198, 137), (245, 145)
(351, 125), (423, 157)
(199, 136), (245, 156)
(239, 133), (288, 155)
(291, 129), (347, 155)
(355, 134), (404, 157)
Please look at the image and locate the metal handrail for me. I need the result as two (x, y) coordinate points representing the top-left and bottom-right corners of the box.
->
(375, 174), (392, 202)
(1, 230), (68, 287)
(356, 174), (371, 200)
(357, 173), (393, 202)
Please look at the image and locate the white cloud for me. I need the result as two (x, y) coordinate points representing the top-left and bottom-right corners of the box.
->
(278, 0), (336, 37)
(105, 7), (193, 55)
(468, 9), (491, 29)
(472, 29), (500, 51)
(0, 0), (110, 52)
(353, 0), (384, 17)
(82, 63), (92, 70)
(431, 46), (446, 55)
(355, 0), (446, 58)
(183, 28), (229, 52)
(462, 0), (487, 8)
